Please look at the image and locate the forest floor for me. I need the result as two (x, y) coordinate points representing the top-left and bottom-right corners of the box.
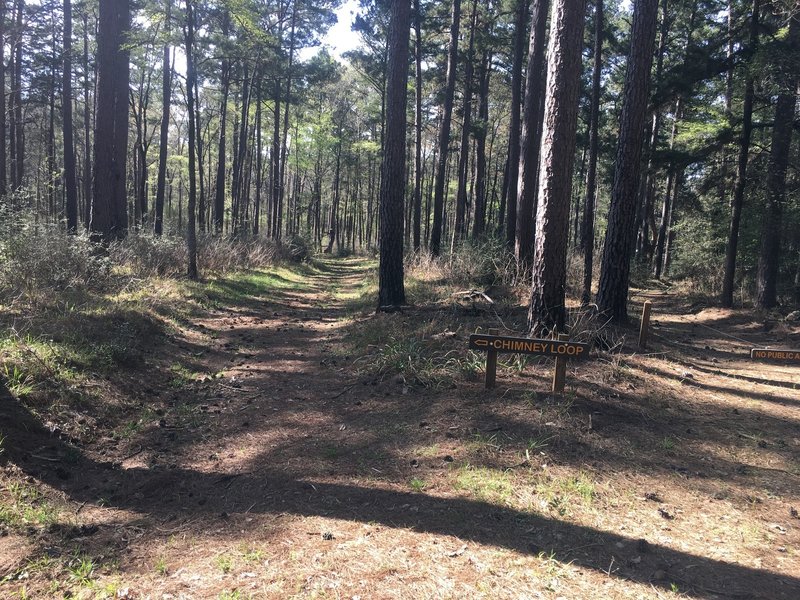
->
(1, 256), (799, 599)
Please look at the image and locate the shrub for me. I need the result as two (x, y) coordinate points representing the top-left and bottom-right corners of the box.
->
(0, 224), (110, 303)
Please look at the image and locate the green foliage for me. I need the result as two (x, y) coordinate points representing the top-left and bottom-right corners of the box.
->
(409, 477), (427, 492)
(216, 554), (234, 574)
(68, 556), (95, 585)
(2, 363), (36, 398)
(454, 464), (514, 504)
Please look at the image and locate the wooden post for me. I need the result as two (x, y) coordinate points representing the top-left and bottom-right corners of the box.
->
(485, 328), (498, 389)
(639, 300), (652, 349)
(552, 333), (569, 394)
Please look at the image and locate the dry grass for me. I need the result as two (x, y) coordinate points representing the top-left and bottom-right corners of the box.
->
(1, 253), (799, 599)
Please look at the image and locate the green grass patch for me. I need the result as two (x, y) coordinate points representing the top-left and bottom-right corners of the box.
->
(536, 472), (596, 516)
(453, 464), (514, 504)
(1, 483), (60, 528)
(188, 266), (315, 310)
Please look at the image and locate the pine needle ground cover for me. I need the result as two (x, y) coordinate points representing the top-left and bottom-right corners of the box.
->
(1, 256), (798, 599)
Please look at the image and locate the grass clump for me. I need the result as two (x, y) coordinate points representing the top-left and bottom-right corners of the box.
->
(1, 483), (60, 528)
(454, 464), (514, 505)
(409, 477), (427, 492)
(536, 472), (596, 516)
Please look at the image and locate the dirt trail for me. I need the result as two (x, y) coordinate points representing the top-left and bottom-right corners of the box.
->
(2, 259), (800, 599)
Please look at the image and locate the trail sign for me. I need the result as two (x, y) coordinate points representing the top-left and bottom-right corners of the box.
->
(468, 333), (590, 391)
(469, 334), (590, 358)
(750, 348), (800, 364)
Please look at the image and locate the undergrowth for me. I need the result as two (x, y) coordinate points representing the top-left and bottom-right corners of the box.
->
(0, 225), (317, 467)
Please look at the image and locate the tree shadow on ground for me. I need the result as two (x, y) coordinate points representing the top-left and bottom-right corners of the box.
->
(3, 386), (799, 599)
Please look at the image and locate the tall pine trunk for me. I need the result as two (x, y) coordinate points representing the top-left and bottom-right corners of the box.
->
(91, 0), (130, 242)
(0, 0), (7, 197)
(527, 0), (586, 334)
(213, 12), (230, 234)
(63, 0), (78, 232)
(504, 0), (527, 248)
(185, 0), (198, 279)
(580, 0), (603, 304)
(472, 47), (491, 238)
(154, 0), (171, 236)
(596, 0), (659, 323)
(378, 0), (410, 309)
(453, 0), (478, 243)
(82, 10), (92, 230)
(515, 0), (550, 268)
(429, 0), (460, 256)
(721, 0), (759, 307)
(755, 11), (798, 308)
(412, 0), (423, 251)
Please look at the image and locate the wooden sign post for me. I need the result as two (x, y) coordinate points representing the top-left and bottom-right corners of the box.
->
(552, 333), (570, 393)
(639, 301), (652, 350)
(468, 333), (590, 390)
(750, 348), (800, 364)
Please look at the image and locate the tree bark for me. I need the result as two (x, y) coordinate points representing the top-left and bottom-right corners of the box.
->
(472, 47), (491, 238)
(454, 0), (478, 242)
(412, 0), (423, 251)
(504, 0), (527, 249)
(378, 0), (410, 309)
(515, 0), (551, 269)
(755, 12), (798, 309)
(185, 0), (198, 279)
(596, 0), (660, 323)
(10, 0), (23, 192)
(91, 0), (130, 242)
(721, 0), (759, 307)
(429, 0), (461, 256)
(527, 0), (586, 335)
(0, 0), (6, 197)
(213, 12), (230, 234)
(580, 0), (603, 304)
(82, 10), (92, 230)
(652, 97), (682, 279)
(154, 0), (171, 235)
(278, 1), (297, 241)
(63, 0), (79, 232)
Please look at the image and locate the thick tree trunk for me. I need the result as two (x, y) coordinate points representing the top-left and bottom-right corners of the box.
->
(527, 0), (586, 335)
(454, 0), (478, 242)
(504, 0), (527, 249)
(515, 0), (551, 269)
(185, 0), (198, 279)
(635, 0), (669, 260)
(0, 0), (7, 197)
(232, 65), (251, 235)
(193, 73), (205, 232)
(412, 0), (423, 251)
(91, 0), (130, 242)
(652, 98), (682, 279)
(278, 2), (297, 241)
(82, 10), (92, 230)
(271, 78), (281, 239)
(580, 0), (603, 304)
(756, 13), (798, 309)
(253, 80), (263, 235)
(10, 0), (23, 192)
(429, 0), (461, 256)
(596, 0), (659, 323)
(472, 47), (491, 238)
(63, 0), (78, 233)
(154, 0), (171, 236)
(721, 0), (759, 307)
(213, 12), (230, 234)
(378, 0), (410, 308)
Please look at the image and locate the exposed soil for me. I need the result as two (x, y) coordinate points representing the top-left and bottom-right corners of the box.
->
(1, 258), (799, 599)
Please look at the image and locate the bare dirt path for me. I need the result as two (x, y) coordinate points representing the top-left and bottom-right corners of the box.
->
(2, 259), (800, 599)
